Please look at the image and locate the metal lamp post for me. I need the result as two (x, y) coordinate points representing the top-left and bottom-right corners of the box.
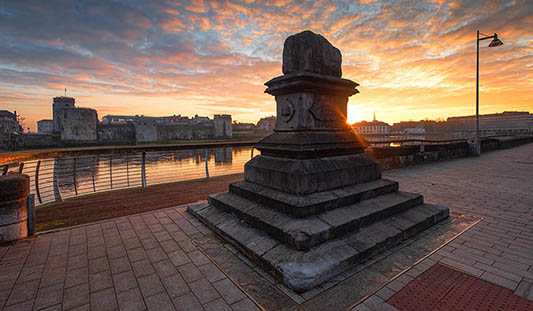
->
(474, 30), (503, 155)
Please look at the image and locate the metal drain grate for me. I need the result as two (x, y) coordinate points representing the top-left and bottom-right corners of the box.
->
(387, 263), (533, 311)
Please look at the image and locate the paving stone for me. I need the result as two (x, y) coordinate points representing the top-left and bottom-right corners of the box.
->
(230, 298), (260, 311)
(145, 292), (176, 311)
(3, 299), (35, 311)
(203, 297), (231, 311)
(113, 270), (138, 293)
(87, 245), (106, 260)
(138, 273), (165, 297)
(187, 251), (210, 266)
(89, 270), (113, 292)
(131, 259), (156, 278)
(17, 264), (45, 283)
(189, 278), (221, 304)
(168, 250), (190, 267)
(160, 240), (180, 253)
(34, 283), (63, 310)
(212, 278), (246, 305)
(6, 280), (39, 306)
(123, 237), (142, 250)
(515, 279), (533, 300)
(172, 292), (204, 311)
(63, 283), (90, 310)
(90, 287), (117, 311)
(88, 257), (109, 274)
(177, 263), (204, 282)
(197, 262), (226, 283)
(116, 287), (146, 311)
(162, 274), (190, 298)
(154, 259), (178, 278)
(65, 267), (89, 288)
(127, 247), (148, 263)
(110, 256), (131, 275)
(67, 254), (88, 271)
(107, 244), (127, 259)
(480, 271), (519, 291)
(147, 247), (168, 263)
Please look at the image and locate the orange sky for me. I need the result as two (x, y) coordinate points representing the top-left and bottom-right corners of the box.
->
(1, 0), (531, 132)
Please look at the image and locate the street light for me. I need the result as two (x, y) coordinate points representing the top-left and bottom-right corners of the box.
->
(474, 30), (503, 155)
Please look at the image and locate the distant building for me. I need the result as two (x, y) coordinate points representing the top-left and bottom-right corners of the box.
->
(447, 111), (533, 136)
(232, 122), (255, 130)
(52, 96), (76, 133)
(257, 116), (276, 131)
(37, 119), (54, 133)
(352, 114), (391, 135)
(0, 110), (23, 135)
(403, 128), (425, 134)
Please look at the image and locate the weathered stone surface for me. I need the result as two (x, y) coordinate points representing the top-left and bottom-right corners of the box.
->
(207, 190), (423, 251)
(0, 173), (29, 243)
(282, 30), (342, 77)
(255, 130), (365, 159)
(244, 154), (381, 195)
(188, 201), (449, 292)
(228, 179), (399, 217)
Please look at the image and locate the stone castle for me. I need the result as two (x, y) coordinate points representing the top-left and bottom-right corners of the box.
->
(38, 96), (232, 144)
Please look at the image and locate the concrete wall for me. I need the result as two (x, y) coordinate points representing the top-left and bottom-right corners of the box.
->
(59, 108), (98, 142)
(97, 123), (136, 145)
(214, 115), (232, 138)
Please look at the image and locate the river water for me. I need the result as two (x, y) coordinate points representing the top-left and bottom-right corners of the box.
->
(18, 146), (255, 205)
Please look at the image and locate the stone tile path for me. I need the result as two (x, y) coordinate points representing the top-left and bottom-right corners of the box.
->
(354, 142), (533, 310)
(1, 142), (532, 310)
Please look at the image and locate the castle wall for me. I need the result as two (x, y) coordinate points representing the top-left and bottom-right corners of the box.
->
(156, 124), (214, 141)
(133, 119), (158, 142)
(214, 115), (232, 138)
(59, 108), (98, 142)
(97, 123), (136, 145)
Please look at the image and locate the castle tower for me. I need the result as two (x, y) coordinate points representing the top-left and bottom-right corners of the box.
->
(52, 96), (75, 133)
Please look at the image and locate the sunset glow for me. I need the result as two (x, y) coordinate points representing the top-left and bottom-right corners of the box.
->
(1, 0), (531, 131)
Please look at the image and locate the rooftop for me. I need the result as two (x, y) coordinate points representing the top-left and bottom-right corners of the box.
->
(0, 143), (532, 310)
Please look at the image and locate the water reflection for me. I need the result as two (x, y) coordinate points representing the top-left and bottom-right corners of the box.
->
(35, 147), (253, 204)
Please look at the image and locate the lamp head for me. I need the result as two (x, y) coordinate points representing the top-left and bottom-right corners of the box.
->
(488, 33), (503, 47)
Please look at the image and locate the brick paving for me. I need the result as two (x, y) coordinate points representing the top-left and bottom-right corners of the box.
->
(353, 142), (533, 310)
(1, 143), (532, 310)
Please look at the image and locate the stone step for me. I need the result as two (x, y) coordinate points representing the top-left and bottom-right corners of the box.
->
(207, 190), (423, 250)
(187, 202), (449, 292)
(228, 179), (399, 217)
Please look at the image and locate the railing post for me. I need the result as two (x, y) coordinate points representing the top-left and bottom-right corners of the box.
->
(109, 155), (113, 190)
(126, 153), (130, 187)
(2, 165), (7, 175)
(251, 148), (254, 159)
(53, 158), (62, 202)
(92, 156), (97, 192)
(27, 194), (36, 236)
(205, 149), (210, 178)
(18, 162), (24, 174)
(35, 160), (42, 204)
(141, 152), (146, 188)
(73, 157), (78, 196)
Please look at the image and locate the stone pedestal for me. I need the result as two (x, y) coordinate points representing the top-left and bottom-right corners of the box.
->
(0, 173), (29, 243)
(188, 30), (449, 292)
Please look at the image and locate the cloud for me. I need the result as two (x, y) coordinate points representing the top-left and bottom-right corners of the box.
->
(0, 0), (531, 131)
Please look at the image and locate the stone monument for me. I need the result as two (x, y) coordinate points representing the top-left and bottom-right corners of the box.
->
(188, 30), (449, 292)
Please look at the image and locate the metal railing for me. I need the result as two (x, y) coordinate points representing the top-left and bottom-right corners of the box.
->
(1, 142), (258, 206)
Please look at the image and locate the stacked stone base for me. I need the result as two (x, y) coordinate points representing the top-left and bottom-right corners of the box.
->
(188, 155), (449, 292)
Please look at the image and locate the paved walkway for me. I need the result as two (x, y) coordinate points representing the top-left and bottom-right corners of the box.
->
(1, 143), (532, 310)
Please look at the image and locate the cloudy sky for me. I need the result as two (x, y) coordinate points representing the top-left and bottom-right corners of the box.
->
(1, 0), (531, 131)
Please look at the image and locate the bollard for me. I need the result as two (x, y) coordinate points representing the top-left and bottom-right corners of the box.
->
(0, 173), (30, 242)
